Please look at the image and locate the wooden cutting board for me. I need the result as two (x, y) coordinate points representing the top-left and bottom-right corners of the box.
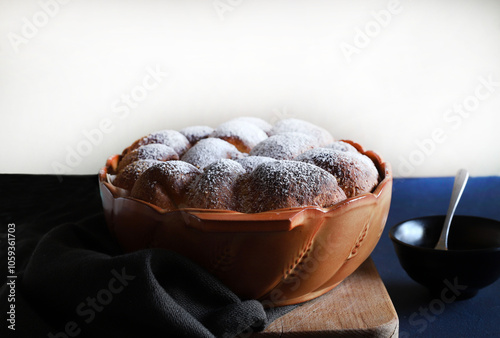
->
(252, 257), (399, 337)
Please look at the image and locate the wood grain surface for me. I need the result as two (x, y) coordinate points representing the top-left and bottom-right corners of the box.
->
(252, 257), (398, 337)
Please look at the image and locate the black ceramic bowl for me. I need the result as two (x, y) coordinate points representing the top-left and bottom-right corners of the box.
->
(389, 215), (500, 299)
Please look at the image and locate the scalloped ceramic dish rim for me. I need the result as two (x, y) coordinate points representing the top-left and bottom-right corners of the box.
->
(389, 215), (500, 254)
(99, 139), (392, 232)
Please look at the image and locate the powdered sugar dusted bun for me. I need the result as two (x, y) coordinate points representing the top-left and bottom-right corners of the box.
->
(270, 118), (334, 146)
(211, 120), (268, 153)
(113, 160), (162, 190)
(324, 141), (358, 153)
(186, 159), (246, 210)
(181, 138), (245, 170)
(127, 130), (191, 156)
(229, 116), (272, 135)
(109, 116), (384, 213)
(240, 160), (346, 213)
(235, 156), (276, 172)
(179, 125), (214, 145)
(295, 148), (379, 198)
(130, 161), (202, 209)
(249, 132), (317, 160)
(117, 144), (179, 173)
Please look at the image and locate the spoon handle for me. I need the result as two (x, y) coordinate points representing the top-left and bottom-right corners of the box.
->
(435, 169), (469, 250)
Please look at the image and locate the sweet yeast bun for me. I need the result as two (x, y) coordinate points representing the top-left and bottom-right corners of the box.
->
(126, 129), (191, 156)
(130, 161), (202, 209)
(186, 159), (246, 211)
(249, 132), (317, 160)
(211, 120), (268, 153)
(117, 144), (179, 173)
(108, 116), (382, 214)
(113, 159), (163, 190)
(239, 160), (346, 213)
(324, 141), (359, 153)
(181, 138), (245, 170)
(179, 125), (214, 145)
(270, 118), (334, 146)
(296, 148), (379, 198)
(228, 116), (273, 135)
(235, 156), (276, 172)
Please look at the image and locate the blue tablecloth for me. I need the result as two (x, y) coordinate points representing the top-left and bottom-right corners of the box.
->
(372, 176), (500, 337)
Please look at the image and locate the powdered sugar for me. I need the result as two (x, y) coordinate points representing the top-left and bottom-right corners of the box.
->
(181, 138), (244, 170)
(179, 125), (214, 144)
(243, 160), (346, 213)
(114, 117), (382, 212)
(324, 141), (358, 153)
(135, 144), (178, 158)
(295, 148), (379, 198)
(118, 144), (178, 172)
(113, 159), (163, 190)
(296, 148), (376, 175)
(229, 117), (273, 135)
(211, 120), (268, 151)
(270, 118), (334, 146)
(136, 129), (190, 155)
(187, 159), (246, 210)
(151, 160), (202, 176)
(235, 156), (276, 172)
(249, 132), (317, 160)
(130, 160), (202, 206)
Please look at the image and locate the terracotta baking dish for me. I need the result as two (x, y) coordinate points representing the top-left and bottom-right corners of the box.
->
(99, 140), (392, 306)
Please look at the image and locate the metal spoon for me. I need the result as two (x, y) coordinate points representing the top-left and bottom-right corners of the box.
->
(435, 169), (469, 250)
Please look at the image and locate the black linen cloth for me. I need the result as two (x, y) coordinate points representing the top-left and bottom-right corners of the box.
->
(0, 175), (296, 338)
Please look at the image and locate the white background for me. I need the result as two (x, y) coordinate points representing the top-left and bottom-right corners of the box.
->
(1, 0), (499, 177)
